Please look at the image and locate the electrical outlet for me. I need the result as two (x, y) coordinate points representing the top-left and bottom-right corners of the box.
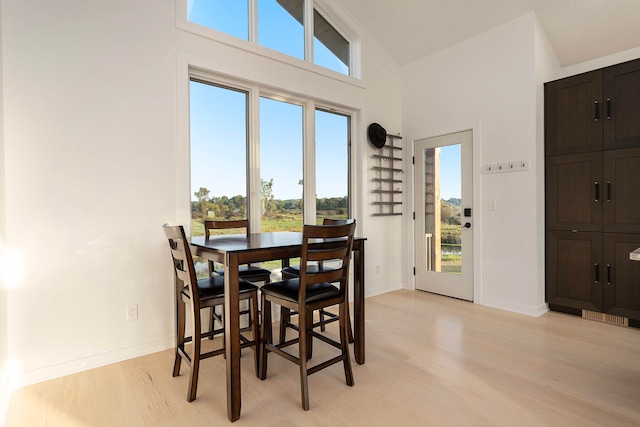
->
(127, 304), (138, 321)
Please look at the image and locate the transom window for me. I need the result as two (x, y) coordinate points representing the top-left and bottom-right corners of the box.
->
(186, 0), (353, 76)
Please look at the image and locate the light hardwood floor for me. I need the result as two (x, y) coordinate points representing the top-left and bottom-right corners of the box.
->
(5, 290), (640, 426)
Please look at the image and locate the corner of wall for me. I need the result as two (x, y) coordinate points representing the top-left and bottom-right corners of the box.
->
(533, 12), (561, 310)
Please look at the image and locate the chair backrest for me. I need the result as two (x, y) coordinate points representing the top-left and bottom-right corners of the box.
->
(163, 224), (201, 308)
(322, 218), (353, 226)
(298, 221), (356, 302)
(204, 219), (249, 238)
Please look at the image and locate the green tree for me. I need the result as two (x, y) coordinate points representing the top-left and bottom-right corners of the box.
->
(194, 187), (210, 217)
(261, 178), (274, 215)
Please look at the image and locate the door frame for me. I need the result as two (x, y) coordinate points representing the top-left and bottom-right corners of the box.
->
(409, 127), (481, 303)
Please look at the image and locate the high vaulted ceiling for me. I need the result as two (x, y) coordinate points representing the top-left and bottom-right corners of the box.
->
(339, 0), (640, 67)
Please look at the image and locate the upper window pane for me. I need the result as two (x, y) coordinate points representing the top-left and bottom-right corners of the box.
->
(187, 0), (249, 40)
(259, 0), (304, 60)
(313, 10), (349, 75)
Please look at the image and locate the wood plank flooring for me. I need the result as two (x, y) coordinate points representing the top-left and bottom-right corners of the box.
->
(5, 290), (640, 426)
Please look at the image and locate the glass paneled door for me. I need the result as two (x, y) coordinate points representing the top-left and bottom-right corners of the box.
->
(414, 130), (473, 301)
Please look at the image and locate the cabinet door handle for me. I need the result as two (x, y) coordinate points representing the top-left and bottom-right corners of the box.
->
(594, 100), (600, 121)
(594, 263), (600, 284)
(594, 181), (600, 202)
(606, 264), (611, 285)
(606, 181), (611, 202)
(606, 98), (612, 119)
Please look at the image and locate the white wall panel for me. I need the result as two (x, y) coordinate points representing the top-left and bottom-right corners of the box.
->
(1, 0), (403, 386)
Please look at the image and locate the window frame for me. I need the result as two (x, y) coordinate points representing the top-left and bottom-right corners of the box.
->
(177, 0), (361, 81)
(186, 68), (356, 232)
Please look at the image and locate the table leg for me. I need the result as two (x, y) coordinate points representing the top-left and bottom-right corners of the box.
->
(353, 241), (365, 364)
(224, 253), (241, 422)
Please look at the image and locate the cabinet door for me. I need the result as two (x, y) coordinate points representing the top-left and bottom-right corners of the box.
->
(546, 152), (602, 232)
(546, 230), (602, 312)
(603, 59), (640, 150)
(603, 233), (640, 321)
(603, 147), (640, 233)
(545, 71), (602, 156)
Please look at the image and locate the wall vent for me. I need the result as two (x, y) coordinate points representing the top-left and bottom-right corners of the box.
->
(582, 310), (629, 327)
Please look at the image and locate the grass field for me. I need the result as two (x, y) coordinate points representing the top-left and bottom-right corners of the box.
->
(191, 215), (462, 276)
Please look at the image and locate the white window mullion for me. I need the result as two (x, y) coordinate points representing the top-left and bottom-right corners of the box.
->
(304, 101), (316, 224)
(304, 0), (314, 63)
(247, 86), (261, 232)
(248, 0), (258, 43)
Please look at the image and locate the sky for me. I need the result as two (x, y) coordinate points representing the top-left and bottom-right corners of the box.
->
(188, 0), (349, 201)
(438, 144), (461, 201)
(187, 1), (460, 202)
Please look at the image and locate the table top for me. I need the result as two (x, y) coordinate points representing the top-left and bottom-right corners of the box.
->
(190, 231), (365, 254)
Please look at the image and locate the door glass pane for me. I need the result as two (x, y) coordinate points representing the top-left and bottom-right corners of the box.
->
(313, 9), (349, 75)
(423, 144), (462, 275)
(187, 0), (249, 40)
(259, 0), (304, 60)
(315, 109), (349, 224)
(259, 97), (303, 232)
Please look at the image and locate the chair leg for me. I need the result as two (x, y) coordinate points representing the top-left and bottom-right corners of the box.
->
(340, 301), (354, 387)
(251, 291), (260, 377)
(306, 313), (314, 360)
(259, 296), (272, 380)
(173, 299), (186, 377)
(187, 306), (202, 402)
(298, 309), (310, 411)
(346, 303), (354, 343)
(279, 306), (291, 344)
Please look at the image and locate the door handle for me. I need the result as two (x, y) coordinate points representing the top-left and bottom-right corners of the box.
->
(463, 222), (471, 229)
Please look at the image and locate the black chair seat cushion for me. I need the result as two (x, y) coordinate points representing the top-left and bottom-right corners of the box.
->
(214, 265), (271, 278)
(184, 275), (258, 302)
(281, 264), (337, 277)
(260, 278), (340, 304)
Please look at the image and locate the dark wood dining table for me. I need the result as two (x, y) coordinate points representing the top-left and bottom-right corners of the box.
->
(190, 231), (366, 422)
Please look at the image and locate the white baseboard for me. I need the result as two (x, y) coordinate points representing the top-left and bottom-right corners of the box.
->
(480, 297), (549, 318)
(15, 337), (174, 389)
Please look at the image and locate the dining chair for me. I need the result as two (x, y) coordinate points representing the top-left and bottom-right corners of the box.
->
(259, 221), (356, 410)
(279, 218), (354, 345)
(204, 220), (272, 284)
(162, 224), (260, 402)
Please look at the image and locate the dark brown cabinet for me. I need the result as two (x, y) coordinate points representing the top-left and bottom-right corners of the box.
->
(545, 58), (640, 323)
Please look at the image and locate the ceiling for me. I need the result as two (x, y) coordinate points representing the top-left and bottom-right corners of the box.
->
(339, 0), (640, 67)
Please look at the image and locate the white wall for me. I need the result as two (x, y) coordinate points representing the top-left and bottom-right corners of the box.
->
(402, 13), (550, 316)
(0, 0), (11, 422)
(1, 0), (403, 387)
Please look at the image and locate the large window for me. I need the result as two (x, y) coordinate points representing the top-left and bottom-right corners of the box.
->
(315, 109), (349, 224)
(185, 0), (354, 76)
(189, 77), (351, 234)
(189, 80), (248, 237)
(259, 97), (304, 231)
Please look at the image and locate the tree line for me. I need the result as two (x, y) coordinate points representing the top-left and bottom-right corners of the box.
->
(192, 185), (347, 219)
